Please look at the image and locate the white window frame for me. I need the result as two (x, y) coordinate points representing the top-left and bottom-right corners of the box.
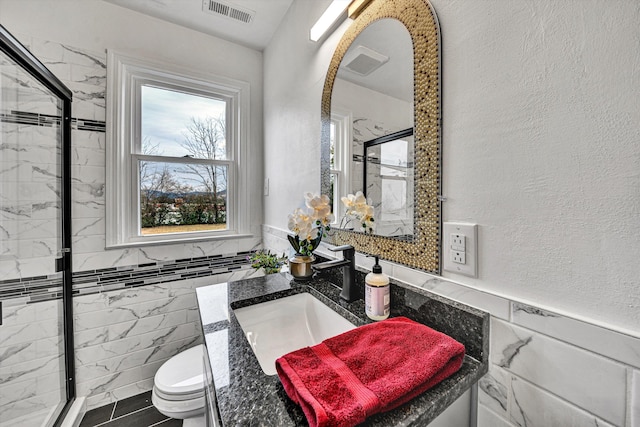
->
(106, 50), (251, 248)
(330, 109), (352, 225)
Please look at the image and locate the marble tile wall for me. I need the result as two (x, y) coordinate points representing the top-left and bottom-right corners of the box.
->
(74, 267), (260, 410)
(2, 34), (261, 281)
(1, 34), (264, 418)
(264, 224), (640, 427)
(0, 265), (260, 422)
(0, 294), (66, 425)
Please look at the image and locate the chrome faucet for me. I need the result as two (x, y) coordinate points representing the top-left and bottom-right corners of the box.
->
(311, 245), (358, 302)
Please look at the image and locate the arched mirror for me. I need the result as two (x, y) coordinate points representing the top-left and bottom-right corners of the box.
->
(320, 0), (441, 272)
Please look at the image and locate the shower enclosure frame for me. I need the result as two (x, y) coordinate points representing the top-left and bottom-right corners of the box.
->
(0, 24), (75, 426)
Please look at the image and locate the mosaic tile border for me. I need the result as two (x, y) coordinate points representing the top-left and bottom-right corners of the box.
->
(0, 109), (106, 132)
(0, 251), (252, 303)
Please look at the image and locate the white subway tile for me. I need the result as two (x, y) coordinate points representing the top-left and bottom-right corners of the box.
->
(509, 376), (616, 427)
(106, 284), (170, 308)
(491, 319), (626, 425)
(0, 303), (37, 326)
(394, 265), (510, 319)
(75, 322), (196, 364)
(632, 369), (640, 427)
(512, 302), (640, 369)
(138, 245), (188, 263)
(478, 404), (514, 427)
(74, 292), (109, 314)
(73, 248), (138, 271)
(478, 365), (510, 418)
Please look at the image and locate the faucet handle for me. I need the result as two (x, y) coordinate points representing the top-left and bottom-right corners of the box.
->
(328, 245), (354, 252)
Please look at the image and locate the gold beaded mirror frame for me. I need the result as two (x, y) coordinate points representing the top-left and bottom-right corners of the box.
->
(320, 0), (441, 272)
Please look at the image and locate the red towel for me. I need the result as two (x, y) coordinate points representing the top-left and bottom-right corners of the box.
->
(276, 316), (465, 427)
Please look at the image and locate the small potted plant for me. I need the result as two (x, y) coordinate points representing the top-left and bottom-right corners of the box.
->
(247, 250), (287, 275)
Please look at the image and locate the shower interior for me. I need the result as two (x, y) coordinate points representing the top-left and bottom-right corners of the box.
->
(0, 25), (74, 427)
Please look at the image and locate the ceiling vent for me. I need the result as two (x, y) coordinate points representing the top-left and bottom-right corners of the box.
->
(341, 45), (389, 76)
(202, 0), (255, 24)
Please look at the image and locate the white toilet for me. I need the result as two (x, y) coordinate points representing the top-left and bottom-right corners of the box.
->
(152, 344), (207, 427)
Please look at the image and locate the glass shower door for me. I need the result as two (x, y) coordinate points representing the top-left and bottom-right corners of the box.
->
(0, 26), (74, 427)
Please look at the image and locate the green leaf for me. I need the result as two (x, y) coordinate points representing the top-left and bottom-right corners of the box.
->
(287, 234), (300, 253)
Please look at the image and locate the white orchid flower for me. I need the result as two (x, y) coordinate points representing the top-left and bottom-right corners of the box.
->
(287, 193), (334, 256)
(304, 193), (332, 221)
(340, 191), (375, 232)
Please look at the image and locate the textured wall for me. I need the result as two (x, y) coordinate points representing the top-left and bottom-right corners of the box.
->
(263, 0), (640, 334)
(263, 1), (640, 424)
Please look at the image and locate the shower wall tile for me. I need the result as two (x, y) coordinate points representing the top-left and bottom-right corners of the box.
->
(70, 63), (107, 86)
(71, 199), (105, 221)
(28, 39), (66, 62)
(40, 60), (72, 82)
(73, 248), (137, 272)
(72, 217), (104, 239)
(0, 388), (64, 427)
(0, 353), (63, 387)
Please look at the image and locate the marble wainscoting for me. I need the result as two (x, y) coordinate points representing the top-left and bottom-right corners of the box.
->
(74, 267), (261, 410)
(0, 252), (263, 416)
(0, 285), (66, 427)
(263, 224), (640, 427)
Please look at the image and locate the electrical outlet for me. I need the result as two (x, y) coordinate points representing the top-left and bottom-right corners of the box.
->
(443, 222), (478, 277)
(451, 234), (465, 251)
(451, 250), (466, 264)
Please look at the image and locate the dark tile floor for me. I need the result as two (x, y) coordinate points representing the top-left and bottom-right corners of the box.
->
(79, 391), (182, 427)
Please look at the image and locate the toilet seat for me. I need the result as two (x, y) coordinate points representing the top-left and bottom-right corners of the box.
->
(154, 344), (206, 399)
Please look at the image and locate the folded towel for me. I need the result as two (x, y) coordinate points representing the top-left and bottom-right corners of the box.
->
(276, 316), (465, 427)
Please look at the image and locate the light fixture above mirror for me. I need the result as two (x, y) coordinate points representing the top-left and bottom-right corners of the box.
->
(320, 0), (442, 272)
(310, 0), (351, 42)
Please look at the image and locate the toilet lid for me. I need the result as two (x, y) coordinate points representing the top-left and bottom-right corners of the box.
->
(155, 344), (205, 396)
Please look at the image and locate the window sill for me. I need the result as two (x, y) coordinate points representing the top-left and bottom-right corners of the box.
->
(105, 232), (255, 250)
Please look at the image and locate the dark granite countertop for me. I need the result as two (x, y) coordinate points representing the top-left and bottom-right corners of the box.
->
(196, 270), (489, 426)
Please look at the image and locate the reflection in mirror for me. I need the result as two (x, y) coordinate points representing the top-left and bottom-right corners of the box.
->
(321, 0), (441, 272)
(329, 18), (413, 239)
(364, 128), (414, 240)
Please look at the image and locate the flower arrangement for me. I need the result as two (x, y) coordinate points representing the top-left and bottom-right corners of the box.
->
(247, 250), (287, 275)
(287, 193), (334, 256)
(340, 191), (375, 233)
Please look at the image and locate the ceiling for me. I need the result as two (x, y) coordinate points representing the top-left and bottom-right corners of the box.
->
(103, 0), (295, 51)
(337, 18), (413, 102)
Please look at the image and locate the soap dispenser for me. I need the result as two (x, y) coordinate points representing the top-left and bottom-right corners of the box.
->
(365, 256), (390, 321)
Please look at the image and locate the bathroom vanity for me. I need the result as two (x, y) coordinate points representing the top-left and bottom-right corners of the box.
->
(196, 271), (489, 426)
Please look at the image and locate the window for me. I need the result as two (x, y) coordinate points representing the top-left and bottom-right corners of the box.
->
(106, 51), (251, 247)
(329, 110), (351, 225)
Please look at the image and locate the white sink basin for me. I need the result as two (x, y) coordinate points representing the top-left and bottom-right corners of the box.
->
(233, 292), (356, 375)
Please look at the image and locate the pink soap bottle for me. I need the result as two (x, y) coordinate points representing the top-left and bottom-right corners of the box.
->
(365, 256), (390, 321)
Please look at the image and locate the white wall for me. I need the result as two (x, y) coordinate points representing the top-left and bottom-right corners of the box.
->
(0, 0), (264, 273)
(264, 0), (640, 337)
(264, 1), (640, 425)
